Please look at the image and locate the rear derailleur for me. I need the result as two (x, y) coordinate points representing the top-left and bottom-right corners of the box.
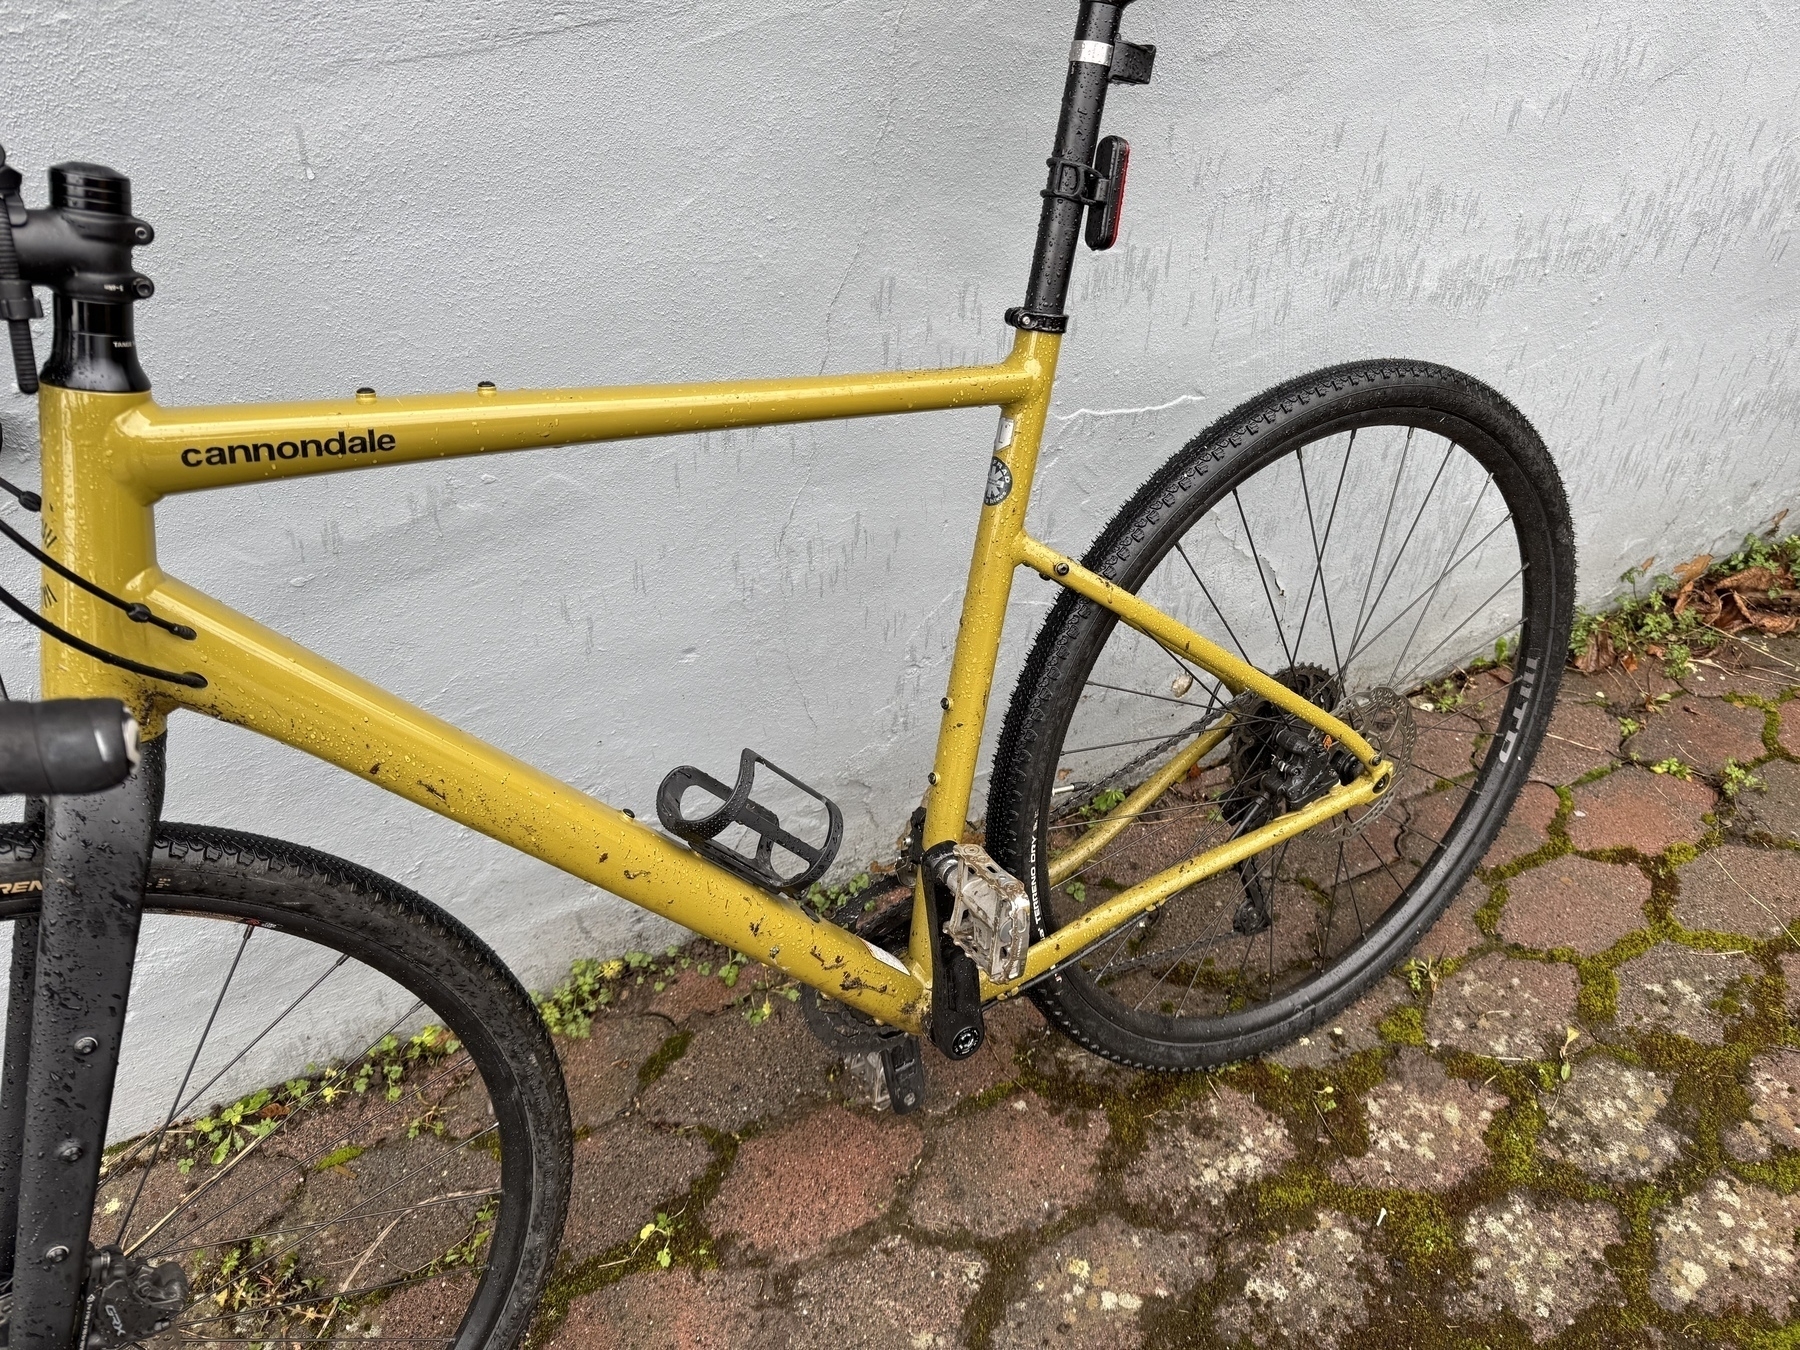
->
(1220, 664), (1349, 936)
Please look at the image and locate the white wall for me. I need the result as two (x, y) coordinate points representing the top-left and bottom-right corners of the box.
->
(0, 0), (1795, 999)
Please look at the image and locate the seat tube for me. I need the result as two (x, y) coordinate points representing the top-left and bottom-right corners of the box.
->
(10, 740), (162, 1350)
(1019, 1), (1129, 321)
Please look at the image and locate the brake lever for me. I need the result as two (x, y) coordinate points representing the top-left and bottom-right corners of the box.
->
(0, 145), (41, 395)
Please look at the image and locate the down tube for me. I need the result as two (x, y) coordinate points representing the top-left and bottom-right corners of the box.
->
(141, 575), (929, 1032)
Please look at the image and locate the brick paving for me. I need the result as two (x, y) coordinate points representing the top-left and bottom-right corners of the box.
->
(447, 636), (1800, 1345)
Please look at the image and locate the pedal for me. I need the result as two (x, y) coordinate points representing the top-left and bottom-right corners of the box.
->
(800, 986), (925, 1114)
(927, 843), (1031, 982)
(844, 1036), (925, 1115)
(656, 748), (842, 895)
(920, 841), (989, 1060)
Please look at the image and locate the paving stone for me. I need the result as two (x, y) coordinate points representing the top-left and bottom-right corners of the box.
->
(909, 1094), (1107, 1239)
(546, 1268), (787, 1350)
(993, 1216), (1211, 1349)
(557, 1014), (672, 1130)
(1455, 1194), (1623, 1341)
(1625, 695), (1768, 776)
(369, 1271), (477, 1345)
(1530, 700), (1620, 785)
(1482, 781), (1560, 869)
(1568, 767), (1714, 854)
(1123, 1088), (1294, 1215)
(1785, 952), (1800, 1019)
(1777, 704), (1800, 758)
(645, 967), (746, 1022)
(1614, 944), (1760, 1045)
(1270, 980), (1408, 1069)
(790, 1235), (985, 1350)
(1406, 708), (1484, 786)
(923, 996), (1046, 1113)
(1674, 844), (1800, 939)
(1425, 952), (1579, 1060)
(562, 1120), (714, 1261)
(1651, 1175), (1800, 1317)
(1415, 880), (1489, 961)
(708, 1104), (921, 1261)
(1552, 671), (1621, 710)
(1214, 1211), (1376, 1350)
(1498, 855), (1649, 953)
(1686, 645), (1798, 700)
(1582, 661), (1686, 711)
(1723, 1119), (1774, 1162)
(638, 1003), (835, 1132)
(1333, 1052), (1505, 1190)
(1538, 1057), (1685, 1182)
(1732, 758), (1800, 843)
(1746, 1049), (1800, 1150)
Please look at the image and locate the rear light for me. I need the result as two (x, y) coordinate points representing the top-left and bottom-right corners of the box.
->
(1085, 136), (1130, 251)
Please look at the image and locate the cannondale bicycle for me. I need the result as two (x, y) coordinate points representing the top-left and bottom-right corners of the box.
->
(0, 2), (1574, 1347)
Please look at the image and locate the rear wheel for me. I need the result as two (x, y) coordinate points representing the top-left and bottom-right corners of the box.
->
(988, 360), (1575, 1069)
(0, 822), (571, 1350)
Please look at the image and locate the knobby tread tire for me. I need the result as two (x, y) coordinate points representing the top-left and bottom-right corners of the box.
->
(988, 359), (1576, 1072)
(0, 820), (572, 1350)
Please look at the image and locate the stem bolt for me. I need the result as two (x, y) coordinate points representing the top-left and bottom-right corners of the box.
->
(73, 1036), (98, 1055)
(56, 1139), (81, 1162)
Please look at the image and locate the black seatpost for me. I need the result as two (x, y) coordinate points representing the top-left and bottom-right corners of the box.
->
(1007, 0), (1132, 334)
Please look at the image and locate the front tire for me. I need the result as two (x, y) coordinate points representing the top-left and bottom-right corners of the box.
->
(988, 360), (1575, 1070)
(0, 822), (572, 1350)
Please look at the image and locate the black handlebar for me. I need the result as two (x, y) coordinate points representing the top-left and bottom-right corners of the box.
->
(0, 698), (139, 795)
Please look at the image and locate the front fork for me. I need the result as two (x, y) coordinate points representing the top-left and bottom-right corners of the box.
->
(0, 738), (161, 1350)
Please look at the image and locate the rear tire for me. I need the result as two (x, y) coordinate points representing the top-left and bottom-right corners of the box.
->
(988, 360), (1575, 1070)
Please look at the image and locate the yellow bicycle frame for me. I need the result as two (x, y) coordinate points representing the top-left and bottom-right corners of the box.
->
(34, 328), (1390, 1035)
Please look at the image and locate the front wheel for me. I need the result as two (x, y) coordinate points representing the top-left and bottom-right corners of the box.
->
(0, 823), (572, 1350)
(988, 360), (1575, 1070)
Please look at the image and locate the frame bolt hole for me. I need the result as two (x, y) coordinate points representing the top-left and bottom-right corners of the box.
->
(477, 381), (497, 397)
(1053, 562), (1070, 577)
(355, 386), (377, 403)
(941, 697), (951, 711)
(73, 1035), (98, 1055)
(56, 1139), (81, 1162)
(44, 1244), (69, 1264)
(927, 772), (939, 786)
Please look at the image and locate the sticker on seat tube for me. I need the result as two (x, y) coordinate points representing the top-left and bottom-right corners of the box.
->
(985, 457), (1014, 506)
(1071, 39), (1114, 66)
(994, 416), (1015, 450)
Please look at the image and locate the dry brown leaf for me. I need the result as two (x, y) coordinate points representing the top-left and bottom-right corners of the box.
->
(1672, 554), (1713, 586)
(1716, 567), (1781, 592)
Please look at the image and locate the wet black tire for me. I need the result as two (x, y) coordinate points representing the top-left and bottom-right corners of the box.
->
(987, 360), (1575, 1070)
(0, 821), (571, 1350)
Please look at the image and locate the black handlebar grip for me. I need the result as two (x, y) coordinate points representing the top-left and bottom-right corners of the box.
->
(0, 698), (139, 795)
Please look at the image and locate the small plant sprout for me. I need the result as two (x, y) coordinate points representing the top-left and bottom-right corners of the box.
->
(1720, 759), (1762, 798)
(1650, 758), (1693, 780)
